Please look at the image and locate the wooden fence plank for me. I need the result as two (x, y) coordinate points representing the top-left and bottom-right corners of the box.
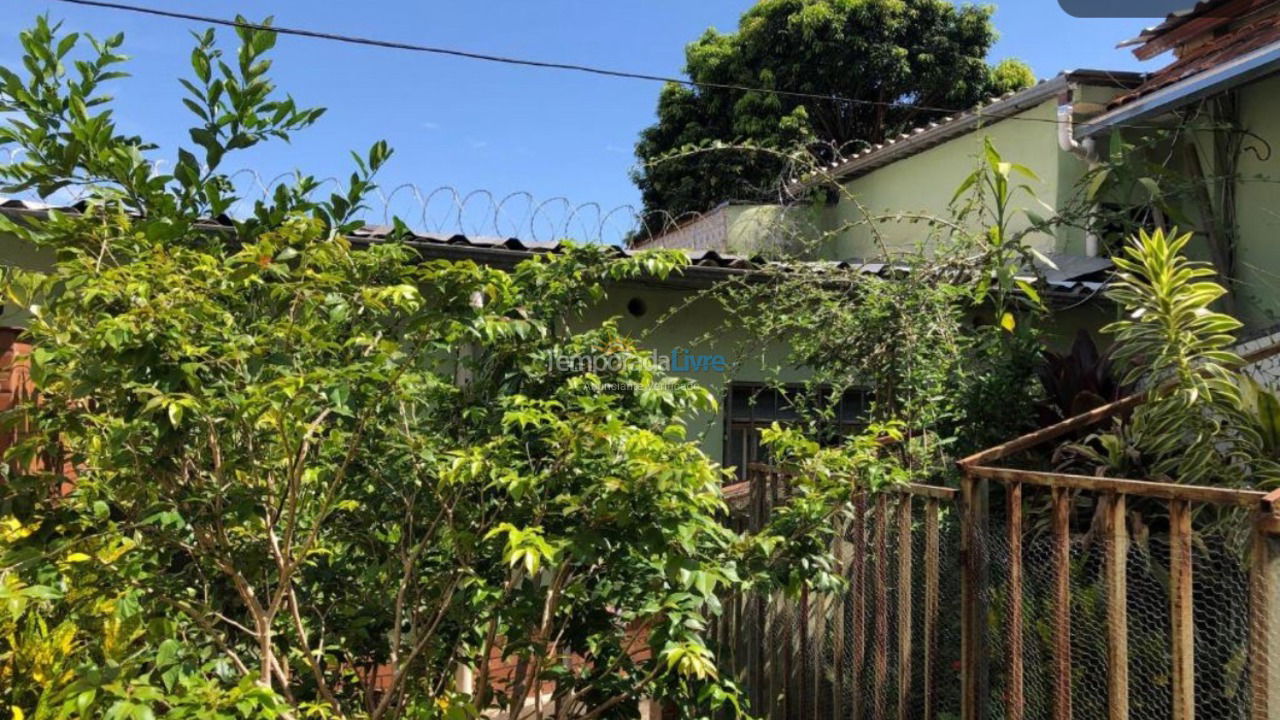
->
(734, 589), (745, 720)
(1170, 499), (1194, 720)
(852, 495), (867, 720)
(897, 496), (914, 720)
(923, 498), (940, 720)
(747, 466), (757, 712)
(811, 575), (824, 720)
(747, 586), (757, 712)
(1051, 486), (1072, 720)
(833, 518), (849, 720)
(1006, 482), (1025, 720)
(769, 472), (784, 720)
(1104, 493), (1129, 720)
(796, 588), (809, 720)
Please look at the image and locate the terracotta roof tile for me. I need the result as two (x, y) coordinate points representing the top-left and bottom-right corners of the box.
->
(1121, 0), (1243, 48)
(1110, 10), (1280, 106)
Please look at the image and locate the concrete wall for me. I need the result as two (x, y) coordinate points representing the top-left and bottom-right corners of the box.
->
(636, 203), (825, 259)
(578, 282), (807, 469)
(819, 99), (1093, 261)
(1233, 73), (1280, 332)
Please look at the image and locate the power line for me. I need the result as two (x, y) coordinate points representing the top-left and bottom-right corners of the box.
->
(44, 0), (1158, 133)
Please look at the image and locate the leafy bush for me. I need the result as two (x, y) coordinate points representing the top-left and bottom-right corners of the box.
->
(0, 17), (898, 720)
(1037, 329), (1123, 425)
(1075, 228), (1280, 486)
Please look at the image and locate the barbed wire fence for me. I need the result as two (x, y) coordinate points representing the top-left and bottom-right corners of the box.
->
(0, 150), (730, 247)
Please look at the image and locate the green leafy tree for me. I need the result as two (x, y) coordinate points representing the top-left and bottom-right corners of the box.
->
(0, 17), (902, 719)
(632, 0), (1034, 230)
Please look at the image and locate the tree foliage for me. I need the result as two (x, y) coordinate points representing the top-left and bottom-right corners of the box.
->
(0, 17), (903, 720)
(632, 0), (1034, 227)
(1063, 228), (1280, 486)
(652, 139), (1051, 480)
(1101, 228), (1277, 485)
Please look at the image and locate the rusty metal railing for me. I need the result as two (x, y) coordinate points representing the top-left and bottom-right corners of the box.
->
(721, 462), (1279, 720)
(955, 464), (1275, 720)
(715, 464), (964, 720)
(953, 338), (1280, 720)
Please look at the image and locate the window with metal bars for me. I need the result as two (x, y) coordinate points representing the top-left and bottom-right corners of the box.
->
(723, 383), (870, 480)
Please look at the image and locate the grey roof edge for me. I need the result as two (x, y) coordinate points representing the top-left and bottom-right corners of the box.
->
(0, 198), (1113, 300)
(790, 70), (1146, 190)
(1078, 38), (1280, 137)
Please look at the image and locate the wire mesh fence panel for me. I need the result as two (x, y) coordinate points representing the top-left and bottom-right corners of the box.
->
(984, 487), (1113, 720)
(720, 480), (964, 720)
(1188, 507), (1255, 720)
(1125, 518), (1174, 720)
(965, 475), (1278, 720)
(720, 467), (1278, 720)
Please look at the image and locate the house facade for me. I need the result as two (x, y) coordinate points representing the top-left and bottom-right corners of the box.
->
(5, 1), (1280, 477)
(1081, 0), (1280, 333)
(633, 0), (1280, 340)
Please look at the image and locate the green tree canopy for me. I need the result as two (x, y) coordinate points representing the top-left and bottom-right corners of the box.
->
(632, 0), (1034, 231)
(0, 17), (905, 719)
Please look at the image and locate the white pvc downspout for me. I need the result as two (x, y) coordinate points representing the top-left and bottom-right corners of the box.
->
(1057, 86), (1101, 257)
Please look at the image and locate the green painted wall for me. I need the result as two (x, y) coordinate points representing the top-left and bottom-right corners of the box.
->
(577, 282), (807, 470)
(1233, 73), (1280, 331)
(0, 232), (54, 272)
(819, 100), (1092, 261)
(722, 204), (824, 258)
(0, 232), (54, 326)
(1104, 73), (1280, 334)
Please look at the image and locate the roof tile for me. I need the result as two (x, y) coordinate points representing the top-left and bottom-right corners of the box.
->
(0, 197), (1112, 299)
(1110, 10), (1280, 106)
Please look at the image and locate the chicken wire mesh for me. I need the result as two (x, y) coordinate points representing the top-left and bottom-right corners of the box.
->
(714, 490), (964, 720)
(713, 473), (1276, 720)
(979, 486), (1263, 720)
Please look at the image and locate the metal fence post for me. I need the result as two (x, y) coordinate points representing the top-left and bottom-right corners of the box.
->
(851, 494), (867, 720)
(1006, 482), (1024, 720)
(960, 472), (989, 720)
(923, 498), (941, 720)
(1170, 499), (1194, 720)
(897, 496), (914, 720)
(1250, 511), (1278, 720)
(1050, 486), (1073, 720)
(874, 494), (889, 720)
(1103, 493), (1129, 720)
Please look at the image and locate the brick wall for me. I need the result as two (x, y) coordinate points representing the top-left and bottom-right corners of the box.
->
(0, 328), (33, 464)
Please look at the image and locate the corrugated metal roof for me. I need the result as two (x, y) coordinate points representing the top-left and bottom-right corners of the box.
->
(0, 197), (1113, 300)
(0, 197), (764, 272)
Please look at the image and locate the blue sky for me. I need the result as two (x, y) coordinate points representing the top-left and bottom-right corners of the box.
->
(3, 1), (1165, 242)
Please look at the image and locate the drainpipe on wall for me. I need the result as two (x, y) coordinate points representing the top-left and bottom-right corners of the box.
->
(1057, 86), (1101, 257)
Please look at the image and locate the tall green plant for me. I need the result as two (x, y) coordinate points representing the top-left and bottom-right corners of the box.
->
(1102, 228), (1276, 485)
(661, 138), (1050, 476)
